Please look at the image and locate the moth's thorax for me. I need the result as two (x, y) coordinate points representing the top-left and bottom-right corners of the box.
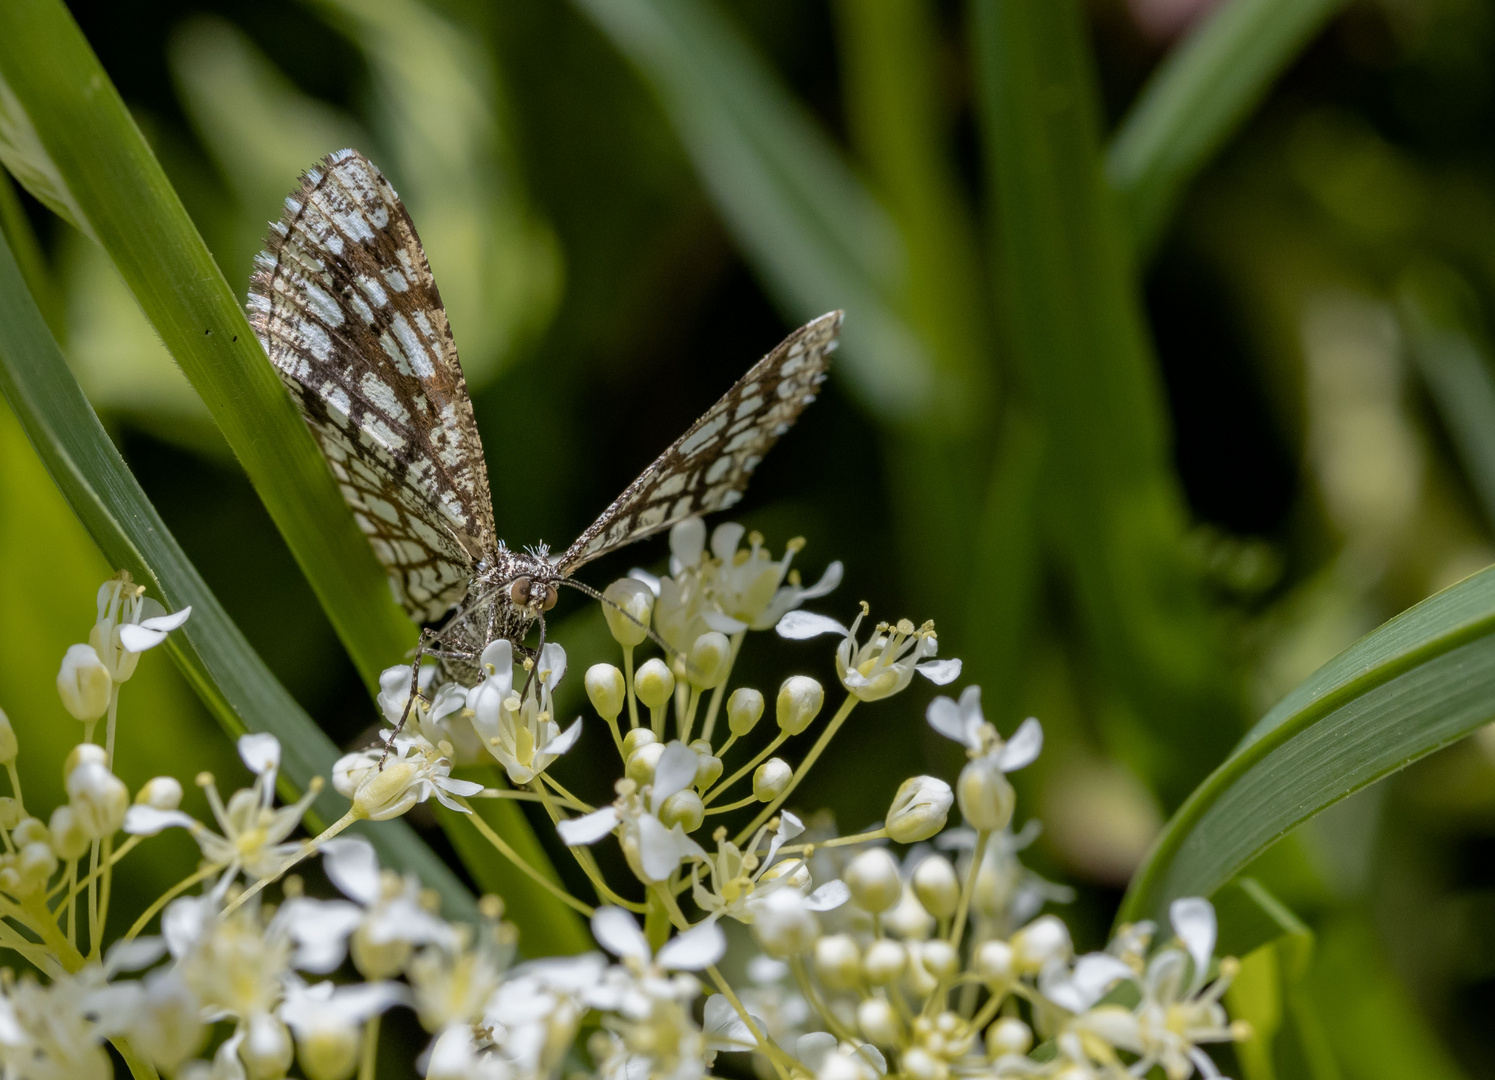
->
(436, 546), (561, 683)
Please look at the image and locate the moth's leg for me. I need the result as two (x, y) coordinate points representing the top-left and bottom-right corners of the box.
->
(382, 626), (439, 768)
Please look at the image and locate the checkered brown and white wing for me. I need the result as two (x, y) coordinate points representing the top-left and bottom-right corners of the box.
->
(557, 311), (842, 574)
(247, 148), (496, 623)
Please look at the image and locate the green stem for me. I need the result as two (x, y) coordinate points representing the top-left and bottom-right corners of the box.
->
(123, 864), (219, 943)
(111, 1034), (161, 1080)
(736, 696), (859, 843)
(705, 731), (788, 805)
(623, 646), (639, 730)
(358, 1013), (380, 1080)
(948, 830), (989, 952)
(698, 632), (744, 746)
(458, 796), (594, 916)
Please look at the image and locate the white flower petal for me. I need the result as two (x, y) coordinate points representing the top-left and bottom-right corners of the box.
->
(656, 918), (726, 971)
(926, 695), (969, 745)
(237, 732), (281, 775)
(139, 606), (191, 632)
(796, 1032), (837, 1072)
(117, 624), (168, 652)
(775, 610), (849, 640)
(916, 658), (962, 685)
(638, 813), (685, 881)
(539, 642), (568, 690)
(704, 609), (750, 634)
(436, 776), (485, 797)
(653, 742), (700, 804)
(104, 937), (167, 975)
(995, 717), (1044, 772)
(711, 521), (746, 562)
(557, 806), (619, 846)
(628, 568), (662, 597)
(591, 906), (650, 963)
(544, 718), (584, 757)
(1170, 896), (1217, 988)
(670, 517), (707, 569)
(805, 880), (850, 911)
(703, 994), (759, 1049)
(123, 806), (196, 836)
(764, 810), (804, 868)
(320, 837), (381, 905)
(799, 560), (843, 601)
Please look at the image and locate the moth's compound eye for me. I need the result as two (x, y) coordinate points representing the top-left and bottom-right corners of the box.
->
(509, 577), (531, 606)
(542, 585), (558, 611)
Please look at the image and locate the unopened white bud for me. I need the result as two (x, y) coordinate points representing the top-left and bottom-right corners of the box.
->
(1010, 915), (1071, 973)
(13, 816), (47, 847)
(750, 888), (819, 956)
(727, 687), (764, 736)
(902, 1047), (947, 1080)
(886, 775), (952, 843)
(241, 1012), (293, 1079)
(635, 659), (675, 709)
(17, 841), (57, 894)
(862, 939), (906, 985)
(66, 761), (129, 838)
(602, 579), (654, 647)
(626, 741), (665, 786)
(753, 759), (792, 802)
(813, 934), (862, 990)
(622, 728), (657, 758)
(986, 1017), (1032, 1058)
(918, 939), (959, 980)
(0, 798), (18, 831)
(885, 884), (936, 940)
(659, 788), (705, 833)
(57, 644), (112, 721)
(0, 706), (16, 764)
(48, 805), (90, 861)
(686, 632), (732, 689)
(844, 848), (902, 914)
(776, 676), (824, 735)
(585, 664), (627, 721)
(820, 1050), (868, 1080)
(857, 997), (901, 1045)
(903, 942), (940, 996)
(131, 971), (204, 1073)
(912, 854), (961, 919)
(66, 742), (107, 776)
(689, 741), (722, 789)
(956, 762), (1015, 832)
(136, 776), (183, 810)
(349, 760), (421, 821)
(973, 939), (1014, 982)
(297, 1016), (360, 1080)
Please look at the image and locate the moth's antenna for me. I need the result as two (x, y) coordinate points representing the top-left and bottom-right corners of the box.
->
(558, 577), (677, 659)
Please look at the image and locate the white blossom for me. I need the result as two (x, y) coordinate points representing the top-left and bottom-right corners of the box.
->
(469, 640), (582, 785)
(777, 604), (960, 701)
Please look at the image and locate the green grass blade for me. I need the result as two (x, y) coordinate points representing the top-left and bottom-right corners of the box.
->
(573, 0), (936, 422)
(0, 227), (478, 921)
(1119, 566), (1495, 925)
(1107, 0), (1347, 258)
(0, 0), (410, 691)
(970, 0), (1241, 803)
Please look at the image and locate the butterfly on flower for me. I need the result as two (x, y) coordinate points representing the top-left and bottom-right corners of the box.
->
(248, 149), (840, 686)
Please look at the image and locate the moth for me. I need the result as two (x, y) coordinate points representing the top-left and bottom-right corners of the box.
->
(248, 149), (840, 687)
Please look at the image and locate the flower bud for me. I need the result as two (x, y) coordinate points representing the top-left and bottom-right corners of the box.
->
(131, 971), (204, 1073)
(0, 798), (18, 831)
(13, 816), (47, 847)
(66, 761), (129, 838)
(0, 706), (17, 764)
(956, 762), (1015, 833)
(813, 934), (862, 990)
(635, 659), (675, 709)
(901, 1047), (946, 1080)
(903, 943), (940, 997)
(57, 644), (112, 721)
(885, 886), (936, 940)
(750, 888), (819, 956)
(352, 918), (413, 981)
(66, 742), (107, 776)
(844, 848), (901, 914)
(242, 1012), (294, 1079)
(17, 842), (57, 894)
(585, 664), (627, 721)
(918, 939), (959, 980)
(857, 998), (901, 1046)
(297, 1016), (360, 1080)
(912, 854), (961, 919)
(886, 775), (952, 844)
(776, 676), (824, 735)
(973, 939), (1014, 982)
(350, 761), (421, 821)
(686, 632), (732, 690)
(986, 1017), (1032, 1058)
(136, 776), (184, 811)
(1010, 915), (1071, 974)
(753, 759), (792, 802)
(862, 940), (906, 985)
(689, 740), (723, 789)
(659, 788), (705, 833)
(626, 741), (665, 786)
(727, 687), (764, 737)
(48, 805), (90, 861)
(622, 728), (657, 758)
(602, 579), (654, 647)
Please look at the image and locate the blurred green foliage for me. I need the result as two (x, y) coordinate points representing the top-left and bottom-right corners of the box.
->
(8, 0), (1495, 1075)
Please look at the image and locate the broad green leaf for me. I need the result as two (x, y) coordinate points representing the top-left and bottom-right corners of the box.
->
(970, 0), (1241, 803)
(1108, 0), (1348, 258)
(0, 0), (410, 692)
(573, 0), (936, 422)
(1398, 261), (1495, 533)
(1119, 565), (1495, 926)
(0, 227), (479, 921)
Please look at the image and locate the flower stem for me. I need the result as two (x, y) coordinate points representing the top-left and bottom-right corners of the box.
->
(456, 796), (595, 916)
(698, 631), (744, 746)
(704, 731), (787, 806)
(122, 863), (218, 943)
(359, 1013), (381, 1080)
(735, 695), (859, 844)
(111, 1034), (161, 1080)
(948, 829), (989, 951)
(4, 762), (23, 812)
(223, 810), (359, 916)
(622, 645), (639, 730)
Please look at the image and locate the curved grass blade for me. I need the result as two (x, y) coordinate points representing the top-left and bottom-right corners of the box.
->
(0, 225), (476, 922)
(1119, 565), (1495, 925)
(1107, 0), (1348, 259)
(0, 0), (410, 692)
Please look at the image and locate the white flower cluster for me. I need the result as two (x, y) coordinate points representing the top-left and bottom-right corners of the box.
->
(0, 522), (1247, 1080)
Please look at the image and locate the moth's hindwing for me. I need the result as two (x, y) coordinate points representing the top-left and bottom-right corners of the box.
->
(558, 310), (842, 573)
(247, 148), (497, 623)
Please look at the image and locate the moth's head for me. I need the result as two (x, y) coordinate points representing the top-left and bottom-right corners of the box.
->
(508, 574), (558, 613)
